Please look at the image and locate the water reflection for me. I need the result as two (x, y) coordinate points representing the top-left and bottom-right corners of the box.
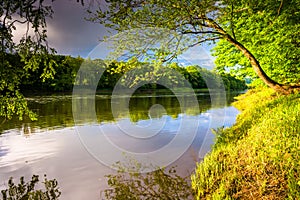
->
(0, 91), (242, 200)
(0, 91), (239, 135)
(0, 131), (60, 170)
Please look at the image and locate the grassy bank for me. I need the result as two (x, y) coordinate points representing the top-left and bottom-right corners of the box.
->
(191, 88), (300, 199)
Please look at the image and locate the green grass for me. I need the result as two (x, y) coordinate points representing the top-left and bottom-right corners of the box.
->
(191, 88), (300, 199)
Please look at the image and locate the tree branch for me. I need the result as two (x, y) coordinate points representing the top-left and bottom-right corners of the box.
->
(7, 19), (28, 29)
(191, 17), (211, 28)
(181, 30), (223, 35)
(162, 36), (221, 63)
(230, 3), (236, 40)
(162, 34), (183, 62)
(277, 0), (284, 15)
(186, 37), (221, 48)
(203, 17), (227, 35)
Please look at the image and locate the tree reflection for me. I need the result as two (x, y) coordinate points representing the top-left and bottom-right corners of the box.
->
(0, 91), (240, 135)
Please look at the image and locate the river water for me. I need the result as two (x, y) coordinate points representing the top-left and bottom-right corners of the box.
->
(0, 91), (240, 199)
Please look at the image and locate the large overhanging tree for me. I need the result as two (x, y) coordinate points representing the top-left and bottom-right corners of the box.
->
(212, 0), (300, 88)
(89, 0), (300, 94)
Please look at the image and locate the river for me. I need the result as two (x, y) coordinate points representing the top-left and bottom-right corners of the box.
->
(0, 91), (241, 199)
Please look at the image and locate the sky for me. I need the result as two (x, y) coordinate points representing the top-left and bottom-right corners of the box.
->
(45, 0), (107, 57)
(17, 0), (216, 69)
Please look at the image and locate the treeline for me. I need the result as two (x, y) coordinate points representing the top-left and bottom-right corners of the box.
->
(18, 55), (246, 93)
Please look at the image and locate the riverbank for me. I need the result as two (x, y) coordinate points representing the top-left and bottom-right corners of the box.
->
(191, 88), (300, 199)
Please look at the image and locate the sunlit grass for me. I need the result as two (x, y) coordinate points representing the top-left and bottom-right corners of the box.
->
(192, 88), (300, 199)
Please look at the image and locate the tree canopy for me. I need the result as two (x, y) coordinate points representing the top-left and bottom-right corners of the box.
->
(0, 0), (56, 120)
(17, 55), (246, 92)
(89, 0), (300, 94)
(213, 0), (300, 86)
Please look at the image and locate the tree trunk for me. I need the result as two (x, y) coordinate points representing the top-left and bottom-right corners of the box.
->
(224, 35), (290, 95)
(205, 18), (291, 94)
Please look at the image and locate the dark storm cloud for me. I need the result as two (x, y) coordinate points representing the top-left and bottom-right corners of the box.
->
(46, 0), (107, 57)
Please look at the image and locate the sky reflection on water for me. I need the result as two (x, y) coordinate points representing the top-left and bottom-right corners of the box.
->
(0, 92), (240, 199)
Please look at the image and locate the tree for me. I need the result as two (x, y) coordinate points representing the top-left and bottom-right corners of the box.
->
(212, 0), (300, 88)
(0, 0), (57, 120)
(89, 0), (300, 94)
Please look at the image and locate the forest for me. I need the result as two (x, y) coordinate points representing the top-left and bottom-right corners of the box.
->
(16, 55), (246, 93)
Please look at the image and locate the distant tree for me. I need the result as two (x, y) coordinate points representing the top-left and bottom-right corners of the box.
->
(89, 0), (300, 94)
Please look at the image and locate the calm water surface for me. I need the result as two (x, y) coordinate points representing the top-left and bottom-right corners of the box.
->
(0, 91), (241, 199)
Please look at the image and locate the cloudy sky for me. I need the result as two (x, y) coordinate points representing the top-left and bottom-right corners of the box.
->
(20, 0), (215, 69)
(45, 0), (107, 57)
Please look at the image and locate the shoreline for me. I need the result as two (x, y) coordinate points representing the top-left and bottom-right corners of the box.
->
(192, 88), (300, 199)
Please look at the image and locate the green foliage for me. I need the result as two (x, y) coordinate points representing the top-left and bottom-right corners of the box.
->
(1, 175), (61, 200)
(0, 90), (37, 121)
(21, 55), (83, 92)
(1, 52), (246, 120)
(191, 89), (300, 199)
(213, 0), (300, 85)
(89, 0), (299, 93)
(88, 0), (224, 61)
(17, 55), (246, 92)
(102, 161), (194, 199)
(0, 0), (56, 120)
(218, 73), (247, 91)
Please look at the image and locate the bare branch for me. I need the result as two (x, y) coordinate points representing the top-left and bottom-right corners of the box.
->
(230, 3), (236, 40)
(186, 37), (221, 49)
(7, 19), (28, 29)
(162, 36), (221, 63)
(162, 34), (183, 62)
(234, 7), (249, 13)
(181, 30), (223, 35)
(277, 0), (284, 15)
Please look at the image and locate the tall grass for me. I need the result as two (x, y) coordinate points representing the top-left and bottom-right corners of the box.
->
(191, 88), (300, 199)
